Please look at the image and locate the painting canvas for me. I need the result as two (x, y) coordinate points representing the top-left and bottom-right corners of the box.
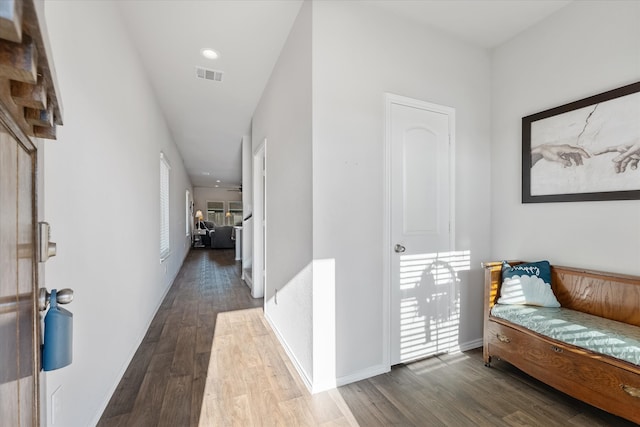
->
(522, 82), (640, 203)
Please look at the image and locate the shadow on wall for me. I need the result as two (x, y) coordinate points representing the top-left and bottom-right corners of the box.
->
(262, 251), (474, 392)
(398, 250), (471, 362)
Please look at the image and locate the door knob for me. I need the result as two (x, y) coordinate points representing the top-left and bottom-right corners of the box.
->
(39, 288), (74, 311)
(394, 244), (406, 253)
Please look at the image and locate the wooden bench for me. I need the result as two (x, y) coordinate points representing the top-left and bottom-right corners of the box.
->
(482, 261), (640, 424)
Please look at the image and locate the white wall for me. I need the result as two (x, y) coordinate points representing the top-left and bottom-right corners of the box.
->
(43, 2), (192, 426)
(312, 1), (491, 381)
(491, 1), (640, 275)
(251, 0), (313, 385)
(254, 0), (492, 389)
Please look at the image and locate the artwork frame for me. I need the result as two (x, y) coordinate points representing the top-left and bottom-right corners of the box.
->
(522, 81), (640, 203)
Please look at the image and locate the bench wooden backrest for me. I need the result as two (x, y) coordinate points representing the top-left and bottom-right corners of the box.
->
(552, 265), (640, 327)
(483, 261), (640, 327)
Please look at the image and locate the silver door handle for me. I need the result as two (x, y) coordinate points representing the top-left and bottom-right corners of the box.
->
(39, 288), (74, 311)
(394, 244), (406, 253)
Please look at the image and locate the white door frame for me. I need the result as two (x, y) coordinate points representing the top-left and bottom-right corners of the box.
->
(382, 93), (456, 369)
(252, 139), (267, 299)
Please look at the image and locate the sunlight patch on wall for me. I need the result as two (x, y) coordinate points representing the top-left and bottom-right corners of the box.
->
(398, 250), (471, 362)
(312, 258), (336, 393)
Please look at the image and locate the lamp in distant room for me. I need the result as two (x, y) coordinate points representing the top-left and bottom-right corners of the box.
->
(193, 209), (206, 248)
(225, 211), (231, 226)
(195, 210), (204, 229)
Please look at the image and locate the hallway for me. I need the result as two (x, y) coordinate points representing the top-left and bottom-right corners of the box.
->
(98, 249), (263, 426)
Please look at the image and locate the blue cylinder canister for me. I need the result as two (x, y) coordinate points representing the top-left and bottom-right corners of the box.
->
(42, 289), (73, 371)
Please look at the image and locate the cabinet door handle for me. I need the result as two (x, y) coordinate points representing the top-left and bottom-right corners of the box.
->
(621, 384), (640, 398)
(496, 334), (510, 343)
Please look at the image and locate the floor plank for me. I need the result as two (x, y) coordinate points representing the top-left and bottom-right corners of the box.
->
(157, 375), (192, 427)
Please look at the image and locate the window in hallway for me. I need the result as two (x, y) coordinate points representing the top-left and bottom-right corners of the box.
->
(185, 189), (191, 236)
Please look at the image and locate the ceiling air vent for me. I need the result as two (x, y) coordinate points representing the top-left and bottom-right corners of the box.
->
(195, 66), (224, 82)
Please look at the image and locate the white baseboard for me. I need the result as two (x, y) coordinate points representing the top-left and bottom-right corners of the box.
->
(242, 272), (253, 290)
(335, 338), (481, 389)
(311, 378), (337, 394)
(459, 338), (483, 351)
(260, 336), (483, 394)
(336, 364), (390, 387)
(263, 312), (313, 393)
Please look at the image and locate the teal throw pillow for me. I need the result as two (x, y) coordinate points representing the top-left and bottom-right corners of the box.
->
(498, 260), (560, 307)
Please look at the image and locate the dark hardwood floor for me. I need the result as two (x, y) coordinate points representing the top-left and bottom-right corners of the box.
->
(99, 249), (636, 426)
(98, 249), (262, 427)
(339, 350), (636, 426)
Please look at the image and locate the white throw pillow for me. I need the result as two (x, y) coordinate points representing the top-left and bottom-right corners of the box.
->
(498, 274), (560, 307)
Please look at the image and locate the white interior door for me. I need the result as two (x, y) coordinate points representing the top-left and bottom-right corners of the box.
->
(387, 95), (455, 365)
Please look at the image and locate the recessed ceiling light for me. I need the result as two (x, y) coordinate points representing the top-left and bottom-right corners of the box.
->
(201, 48), (219, 60)
(216, 179), (221, 183)
(215, 185), (219, 188)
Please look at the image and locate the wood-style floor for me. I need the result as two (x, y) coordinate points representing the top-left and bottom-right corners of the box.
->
(98, 249), (262, 426)
(99, 249), (635, 427)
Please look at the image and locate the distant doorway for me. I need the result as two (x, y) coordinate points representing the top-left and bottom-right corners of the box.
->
(252, 140), (266, 299)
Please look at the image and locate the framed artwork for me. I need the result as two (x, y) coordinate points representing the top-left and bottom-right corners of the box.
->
(522, 81), (640, 203)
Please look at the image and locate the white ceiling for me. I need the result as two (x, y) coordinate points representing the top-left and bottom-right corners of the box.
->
(117, 0), (304, 188)
(117, 0), (571, 189)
